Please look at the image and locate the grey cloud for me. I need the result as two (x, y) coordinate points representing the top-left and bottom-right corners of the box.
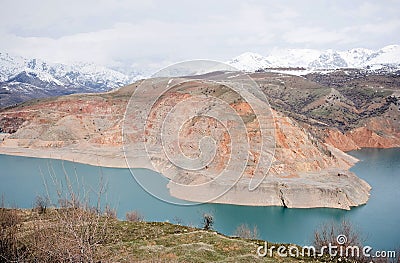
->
(0, 0), (398, 70)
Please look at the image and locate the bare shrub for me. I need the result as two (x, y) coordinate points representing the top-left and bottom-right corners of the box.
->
(1, 162), (119, 262)
(104, 205), (117, 219)
(126, 210), (144, 222)
(234, 224), (259, 239)
(313, 219), (366, 261)
(34, 195), (49, 214)
(22, 162), (117, 262)
(26, 207), (114, 262)
(202, 213), (214, 230)
(0, 205), (29, 262)
(314, 220), (362, 249)
(172, 216), (183, 225)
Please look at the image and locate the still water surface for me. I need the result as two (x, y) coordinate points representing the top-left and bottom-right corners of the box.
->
(0, 148), (399, 249)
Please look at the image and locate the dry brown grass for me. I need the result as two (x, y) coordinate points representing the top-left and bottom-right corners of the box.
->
(0, 205), (29, 262)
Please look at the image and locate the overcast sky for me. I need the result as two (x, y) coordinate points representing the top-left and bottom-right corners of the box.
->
(1, 0), (399, 71)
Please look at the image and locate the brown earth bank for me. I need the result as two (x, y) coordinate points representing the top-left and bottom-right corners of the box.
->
(0, 71), (398, 209)
(324, 115), (400, 151)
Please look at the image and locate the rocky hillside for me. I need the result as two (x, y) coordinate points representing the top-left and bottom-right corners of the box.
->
(245, 70), (400, 151)
(0, 70), (388, 209)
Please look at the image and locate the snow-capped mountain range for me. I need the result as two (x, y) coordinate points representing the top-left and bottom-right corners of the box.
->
(0, 52), (144, 108)
(0, 45), (399, 108)
(0, 52), (143, 90)
(228, 44), (400, 71)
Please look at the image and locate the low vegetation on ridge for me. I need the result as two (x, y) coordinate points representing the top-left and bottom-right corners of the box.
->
(0, 206), (308, 262)
(2, 204), (397, 262)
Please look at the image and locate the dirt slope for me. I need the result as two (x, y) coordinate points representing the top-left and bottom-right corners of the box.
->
(1, 70), (397, 209)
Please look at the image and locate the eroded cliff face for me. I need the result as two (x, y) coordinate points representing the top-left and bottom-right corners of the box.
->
(325, 105), (400, 151)
(0, 76), (372, 209)
(169, 110), (370, 210)
(0, 90), (132, 167)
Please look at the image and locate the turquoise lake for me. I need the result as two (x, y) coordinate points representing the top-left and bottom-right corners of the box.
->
(0, 148), (399, 250)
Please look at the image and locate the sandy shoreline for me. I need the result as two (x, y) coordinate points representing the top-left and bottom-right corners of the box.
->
(0, 146), (130, 168)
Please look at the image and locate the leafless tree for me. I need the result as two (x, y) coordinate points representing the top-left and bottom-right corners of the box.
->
(18, 161), (117, 262)
(126, 210), (144, 222)
(202, 213), (214, 230)
(234, 223), (259, 239)
(313, 219), (371, 262)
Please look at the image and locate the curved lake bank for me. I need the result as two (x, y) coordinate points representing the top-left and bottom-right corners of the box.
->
(0, 148), (399, 250)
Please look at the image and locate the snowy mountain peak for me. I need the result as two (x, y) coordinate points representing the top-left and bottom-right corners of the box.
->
(367, 44), (400, 65)
(0, 52), (142, 91)
(228, 45), (400, 72)
(380, 44), (400, 52)
(229, 52), (272, 71)
(309, 50), (348, 69)
(234, 52), (266, 60)
(339, 48), (374, 67)
(0, 52), (144, 108)
(265, 48), (321, 68)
